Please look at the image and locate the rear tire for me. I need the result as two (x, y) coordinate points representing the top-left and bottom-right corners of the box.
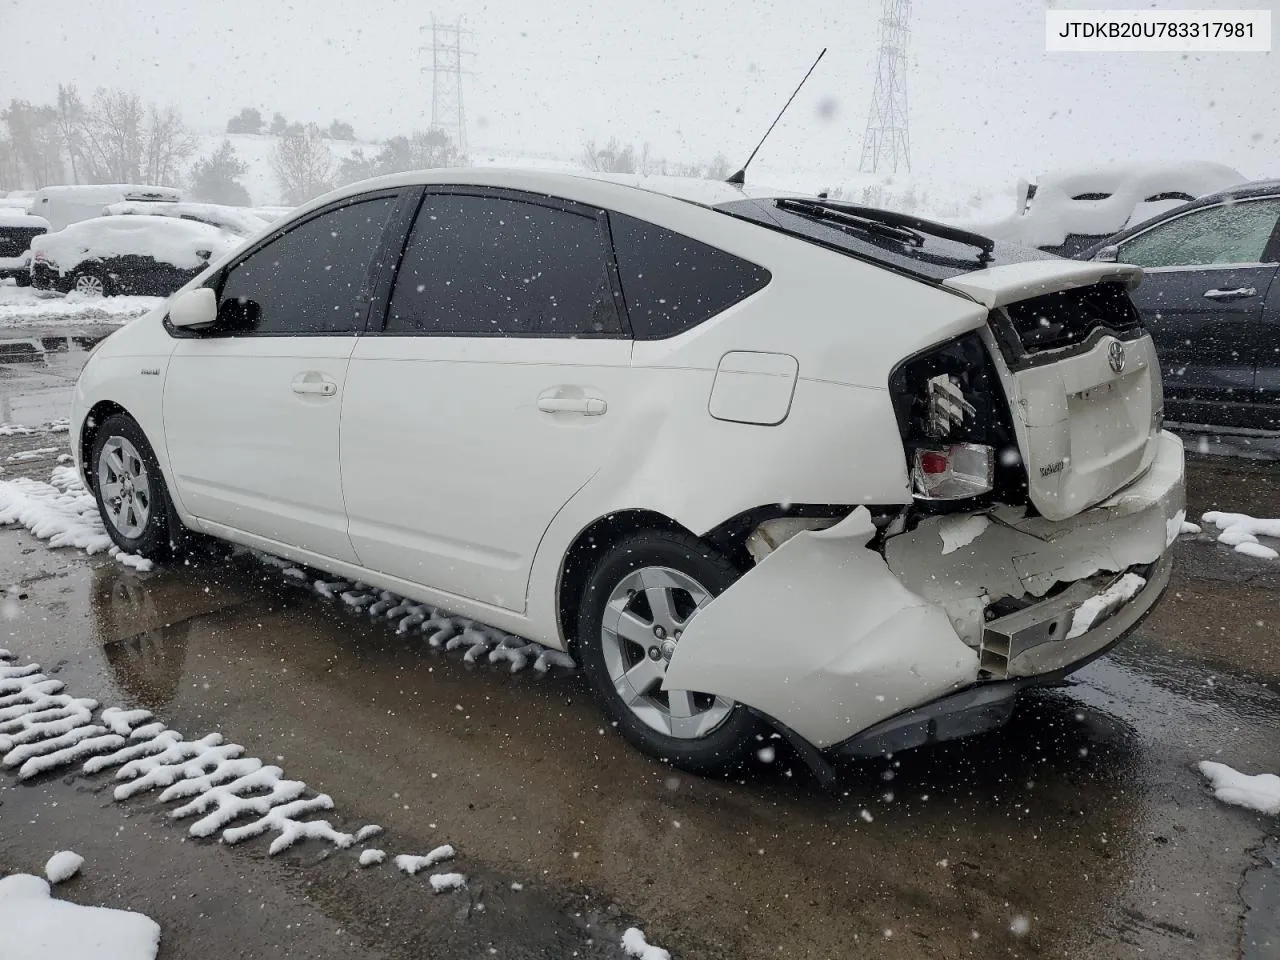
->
(577, 529), (764, 775)
(90, 413), (180, 560)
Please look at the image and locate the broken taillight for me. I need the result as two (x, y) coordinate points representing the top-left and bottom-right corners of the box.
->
(911, 443), (995, 500)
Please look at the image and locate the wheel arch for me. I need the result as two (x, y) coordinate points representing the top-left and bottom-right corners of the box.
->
(556, 509), (696, 654)
(79, 399), (131, 490)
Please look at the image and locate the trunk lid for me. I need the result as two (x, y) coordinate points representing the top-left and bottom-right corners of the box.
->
(943, 262), (1161, 522)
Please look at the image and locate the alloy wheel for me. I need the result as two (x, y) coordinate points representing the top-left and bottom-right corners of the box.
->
(599, 565), (734, 739)
(74, 274), (105, 298)
(97, 436), (151, 539)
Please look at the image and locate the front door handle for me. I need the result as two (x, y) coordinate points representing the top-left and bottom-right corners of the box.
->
(537, 396), (607, 416)
(292, 374), (337, 397)
(1203, 287), (1258, 301)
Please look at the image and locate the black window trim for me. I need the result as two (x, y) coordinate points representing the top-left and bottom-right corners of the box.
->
(368, 184), (632, 340)
(165, 187), (408, 339)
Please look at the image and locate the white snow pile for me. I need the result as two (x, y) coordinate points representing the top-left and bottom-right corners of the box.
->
(255, 551), (577, 676)
(1201, 511), (1280, 560)
(0, 465), (152, 571)
(428, 872), (467, 893)
(8, 446), (60, 462)
(44, 850), (84, 884)
(31, 216), (242, 275)
(965, 160), (1244, 249)
(0, 284), (160, 326)
(0, 873), (160, 960)
(394, 845), (455, 876)
(0, 652), (375, 857)
(1197, 761), (1280, 816)
(103, 201), (269, 239)
(622, 927), (672, 960)
(358, 849), (386, 867)
(1066, 572), (1147, 640)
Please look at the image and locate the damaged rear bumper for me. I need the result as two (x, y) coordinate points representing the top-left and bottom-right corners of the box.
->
(662, 431), (1184, 754)
(827, 549), (1171, 758)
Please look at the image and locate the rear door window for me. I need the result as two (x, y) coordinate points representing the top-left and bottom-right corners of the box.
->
(386, 193), (621, 337)
(609, 213), (771, 339)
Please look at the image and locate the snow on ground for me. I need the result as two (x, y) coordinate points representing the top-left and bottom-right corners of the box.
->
(0, 283), (160, 327)
(44, 850), (84, 883)
(1197, 761), (1280, 815)
(358, 849), (386, 867)
(394, 846), (455, 876)
(0, 873), (160, 960)
(0, 651), (383, 859)
(1201, 511), (1280, 560)
(0, 466), (152, 570)
(622, 927), (672, 960)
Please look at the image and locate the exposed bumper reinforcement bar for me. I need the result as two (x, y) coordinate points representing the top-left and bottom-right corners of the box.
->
(826, 548), (1172, 760)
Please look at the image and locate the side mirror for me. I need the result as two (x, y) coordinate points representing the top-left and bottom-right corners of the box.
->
(168, 287), (218, 328)
(1095, 245), (1120, 262)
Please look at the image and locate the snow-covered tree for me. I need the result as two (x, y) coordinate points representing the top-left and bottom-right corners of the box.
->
(189, 140), (251, 206)
(226, 107), (264, 136)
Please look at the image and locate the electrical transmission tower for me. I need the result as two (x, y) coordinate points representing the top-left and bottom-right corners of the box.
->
(422, 17), (474, 154)
(859, 0), (911, 174)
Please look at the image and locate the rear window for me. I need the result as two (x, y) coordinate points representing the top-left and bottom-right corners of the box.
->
(608, 213), (770, 340)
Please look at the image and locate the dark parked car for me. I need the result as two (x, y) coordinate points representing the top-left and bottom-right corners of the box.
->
(1079, 180), (1280, 431)
(0, 213), (50, 286)
(29, 215), (242, 297)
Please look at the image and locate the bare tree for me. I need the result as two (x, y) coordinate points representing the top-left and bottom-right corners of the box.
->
(0, 136), (21, 191)
(2, 99), (64, 187)
(271, 124), (336, 204)
(54, 85), (87, 184)
(78, 89), (144, 182)
(142, 105), (198, 186)
(581, 137), (636, 174)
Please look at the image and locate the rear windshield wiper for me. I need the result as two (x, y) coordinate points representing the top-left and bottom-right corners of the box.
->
(776, 198), (996, 264)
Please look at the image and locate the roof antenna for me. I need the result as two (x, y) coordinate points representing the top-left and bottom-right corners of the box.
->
(727, 48), (827, 186)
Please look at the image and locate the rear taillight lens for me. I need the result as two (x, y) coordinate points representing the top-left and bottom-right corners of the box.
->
(911, 443), (995, 499)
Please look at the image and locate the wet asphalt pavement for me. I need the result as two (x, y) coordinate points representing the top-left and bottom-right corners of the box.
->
(0, 325), (1278, 960)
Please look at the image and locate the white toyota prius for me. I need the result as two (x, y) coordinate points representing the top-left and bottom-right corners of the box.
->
(71, 169), (1184, 775)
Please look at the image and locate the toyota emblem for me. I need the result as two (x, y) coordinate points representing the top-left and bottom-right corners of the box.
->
(1108, 340), (1126, 374)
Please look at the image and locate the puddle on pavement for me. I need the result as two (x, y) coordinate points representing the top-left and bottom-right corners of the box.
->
(3, 540), (1278, 960)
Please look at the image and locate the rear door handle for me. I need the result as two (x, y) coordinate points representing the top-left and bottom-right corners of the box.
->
(292, 374), (337, 396)
(537, 396), (607, 415)
(1203, 287), (1257, 301)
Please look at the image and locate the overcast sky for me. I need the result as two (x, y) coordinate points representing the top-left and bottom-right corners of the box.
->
(2, 0), (1276, 193)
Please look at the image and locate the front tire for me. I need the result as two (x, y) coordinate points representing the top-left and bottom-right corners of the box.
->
(90, 413), (178, 559)
(577, 529), (763, 775)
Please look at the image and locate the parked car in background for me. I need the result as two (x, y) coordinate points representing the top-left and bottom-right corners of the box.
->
(30, 215), (243, 297)
(32, 184), (183, 231)
(1078, 180), (1280, 431)
(103, 201), (269, 239)
(70, 170), (1183, 774)
(1, 190), (36, 215)
(971, 161), (1245, 257)
(0, 212), (50, 286)
(248, 206), (295, 223)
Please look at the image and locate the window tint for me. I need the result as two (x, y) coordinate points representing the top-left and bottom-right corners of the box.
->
(386, 194), (619, 337)
(610, 213), (771, 339)
(1118, 199), (1280, 268)
(217, 196), (396, 335)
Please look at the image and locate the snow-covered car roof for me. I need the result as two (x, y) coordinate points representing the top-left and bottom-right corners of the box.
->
(968, 160), (1247, 250)
(103, 201), (269, 238)
(0, 212), (49, 230)
(30, 215), (244, 271)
